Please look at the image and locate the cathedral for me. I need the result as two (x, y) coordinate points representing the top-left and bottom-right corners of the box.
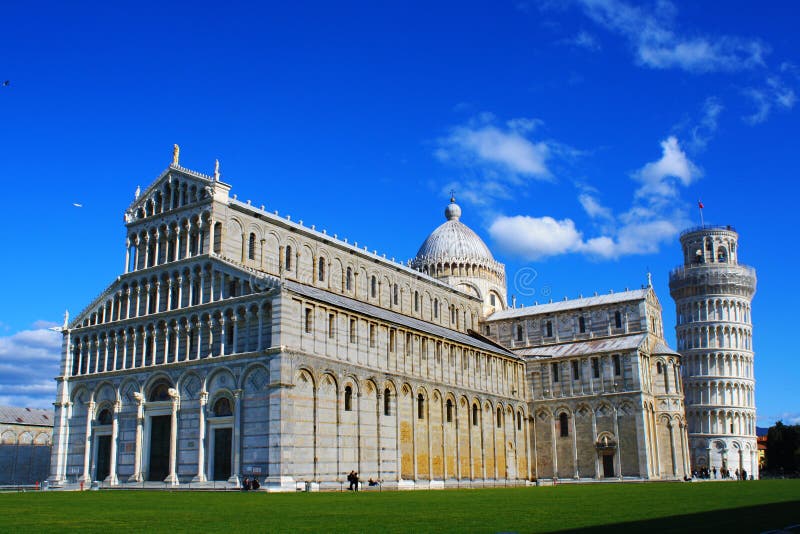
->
(48, 148), (691, 490)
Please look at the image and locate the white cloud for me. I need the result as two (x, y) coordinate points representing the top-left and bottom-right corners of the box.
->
(688, 97), (723, 152)
(634, 136), (700, 200)
(578, 192), (613, 221)
(489, 215), (585, 260)
(566, 0), (768, 73)
(438, 123), (551, 178)
(560, 30), (602, 52)
(435, 116), (574, 208)
(743, 76), (796, 125)
(0, 325), (61, 409)
(488, 136), (696, 260)
(506, 117), (544, 133)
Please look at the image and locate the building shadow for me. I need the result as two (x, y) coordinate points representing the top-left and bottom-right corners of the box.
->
(557, 501), (800, 533)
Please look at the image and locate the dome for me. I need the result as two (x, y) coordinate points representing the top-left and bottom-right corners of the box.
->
(413, 197), (494, 263)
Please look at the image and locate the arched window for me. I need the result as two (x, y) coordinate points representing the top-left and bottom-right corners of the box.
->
(384, 388), (391, 416)
(516, 324), (523, 342)
(446, 399), (453, 422)
(433, 299), (439, 319)
(393, 284), (399, 305)
(346, 267), (353, 291)
(490, 293), (496, 306)
(213, 397), (232, 416)
(318, 257), (326, 282)
(517, 411), (522, 430)
(657, 361), (663, 374)
(213, 223), (222, 254)
(546, 320), (553, 337)
(559, 412), (569, 437)
(414, 291), (419, 312)
(97, 408), (112, 425)
(371, 276), (377, 298)
(417, 393), (425, 420)
(229, 279), (239, 298)
(344, 386), (353, 411)
(497, 407), (502, 428)
(579, 316), (586, 333)
(472, 403), (479, 426)
(248, 233), (256, 260)
(285, 246), (293, 271)
(614, 311), (622, 329)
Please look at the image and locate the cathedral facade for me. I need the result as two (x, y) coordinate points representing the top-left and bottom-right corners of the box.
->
(48, 150), (688, 490)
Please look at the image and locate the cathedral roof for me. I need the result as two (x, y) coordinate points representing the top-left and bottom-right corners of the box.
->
(413, 197), (495, 264)
(513, 333), (647, 359)
(487, 288), (651, 321)
(284, 280), (519, 359)
(0, 405), (53, 427)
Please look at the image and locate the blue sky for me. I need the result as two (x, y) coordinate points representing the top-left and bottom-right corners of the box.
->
(0, 1), (797, 425)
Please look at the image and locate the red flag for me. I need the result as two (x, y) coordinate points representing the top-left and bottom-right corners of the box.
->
(698, 200), (704, 209)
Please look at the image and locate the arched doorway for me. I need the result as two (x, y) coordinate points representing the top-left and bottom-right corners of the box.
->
(94, 408), (113, 481)
(596, 433), (617, 479)
(209, 396), (233, 482)
(146, 381), (172, 482)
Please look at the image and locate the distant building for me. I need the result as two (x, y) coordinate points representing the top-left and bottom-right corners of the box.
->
(0, 405), (54, 485)
(670, 226), (758, 478)
(756, 427), (768, 471)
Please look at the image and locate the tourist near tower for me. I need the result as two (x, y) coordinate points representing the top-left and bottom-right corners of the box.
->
(669, 205), (758, 479)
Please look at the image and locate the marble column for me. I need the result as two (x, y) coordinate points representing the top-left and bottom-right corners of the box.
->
(192, 391), (208, 482)
(572, 413), (579, 479)
(106, 401), (120, 485)
(80, 400), (95, 483)
(129, 393), (144, 482)
(228, 389), (242, 486)
(550, 412), (558, 478)
(613, 406), (622, 480)
(165, 389), (180, 485)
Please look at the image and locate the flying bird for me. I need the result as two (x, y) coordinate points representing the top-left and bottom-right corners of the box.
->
(73, 203), (83, 208)
(1, 81), (9, 87)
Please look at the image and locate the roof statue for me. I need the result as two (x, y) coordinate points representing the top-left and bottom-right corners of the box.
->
(172, 144), (180, 167)
(134, 185), (141, 199)
(214, 159), (220, 181)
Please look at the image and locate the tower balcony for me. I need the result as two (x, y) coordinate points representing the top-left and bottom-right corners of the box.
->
(669, 264), (757, 298)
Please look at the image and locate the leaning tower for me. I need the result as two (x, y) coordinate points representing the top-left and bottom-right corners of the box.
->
(669, 225), (757, 478)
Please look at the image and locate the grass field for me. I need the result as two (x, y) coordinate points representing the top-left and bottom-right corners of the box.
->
(1, 480), (798, 533)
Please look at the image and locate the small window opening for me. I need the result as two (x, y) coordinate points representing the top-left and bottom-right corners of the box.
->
(344, 386), (353, 411)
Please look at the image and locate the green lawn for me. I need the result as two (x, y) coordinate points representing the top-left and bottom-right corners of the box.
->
(1, 480), (798, 533)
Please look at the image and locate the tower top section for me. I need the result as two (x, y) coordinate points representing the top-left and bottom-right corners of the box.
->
(670, 224), (756, 300)
(679, 225), (739, 267)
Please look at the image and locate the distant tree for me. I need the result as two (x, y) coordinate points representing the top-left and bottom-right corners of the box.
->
(766, 421), (800, 473)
